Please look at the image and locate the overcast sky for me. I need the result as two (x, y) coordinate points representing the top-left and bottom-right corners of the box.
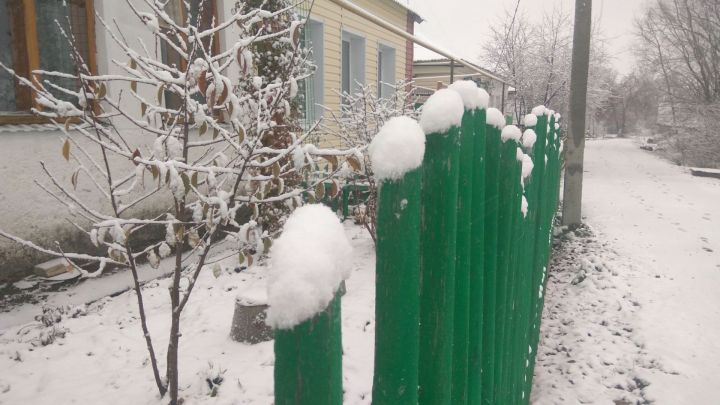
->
(406, 0), (648, 76)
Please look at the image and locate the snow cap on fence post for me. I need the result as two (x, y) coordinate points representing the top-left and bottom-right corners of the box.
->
(477, 88), (490, 110)
(266, 204), (352, 330)
(501, 125), (522, 143)
(522, 129), (537, 149)
(521, 152), (534, 180)
(419, 89), (464, 134)
(486, 107), (506, 130)
(523, 114), (538, 127)
(448, 80), (483, 110)
(369, 116), (426, 182)
(531, 105), (547, 116)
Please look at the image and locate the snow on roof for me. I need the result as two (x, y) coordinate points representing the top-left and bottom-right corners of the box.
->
(389, 0), (424, 21)
(413, 57), (509, 84)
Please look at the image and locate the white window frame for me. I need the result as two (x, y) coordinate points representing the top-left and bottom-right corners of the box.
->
(341, 29), (366, 101)
(305, 18), (324, 124)
(377, 43), (396, 98)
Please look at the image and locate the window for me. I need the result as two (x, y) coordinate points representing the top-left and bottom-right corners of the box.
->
(377, 44), (395, 98)
(0, 0), (96, 123)
(341, 30), (365, 100)
(298, 19), (323, 129)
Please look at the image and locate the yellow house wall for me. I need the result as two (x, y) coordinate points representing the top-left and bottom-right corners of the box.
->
(309, 0), (409, 116)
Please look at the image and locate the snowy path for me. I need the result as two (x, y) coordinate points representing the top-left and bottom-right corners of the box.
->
(582, 138), (720, 404)
(534, 138), (720, 404)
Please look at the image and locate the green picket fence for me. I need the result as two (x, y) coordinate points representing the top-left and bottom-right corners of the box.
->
(270, 87), (563, 405)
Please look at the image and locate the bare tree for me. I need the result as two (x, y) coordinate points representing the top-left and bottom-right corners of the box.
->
(0, 0), (357, 403)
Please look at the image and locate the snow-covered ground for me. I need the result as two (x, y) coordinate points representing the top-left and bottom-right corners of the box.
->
(533, 138), (720, 404)
(0, 224), (376, 405)
(2, 137), (718, 404)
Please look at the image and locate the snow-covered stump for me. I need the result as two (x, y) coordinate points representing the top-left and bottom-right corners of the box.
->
(230, 294), (273, 344)
(468, 90), (490, 405)
(481, 108), (506, 405)
(417, 89), (464, 405)
(447, 81), (485, 405)
(495, 125), (523, 404)
(267, 205), (352, 405)
(368, 117), (426, 405)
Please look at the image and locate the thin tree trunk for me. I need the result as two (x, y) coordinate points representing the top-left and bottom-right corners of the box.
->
(562, 0), (592, 226)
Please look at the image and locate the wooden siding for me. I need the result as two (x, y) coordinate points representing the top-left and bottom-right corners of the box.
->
(309, 0), (409, 116)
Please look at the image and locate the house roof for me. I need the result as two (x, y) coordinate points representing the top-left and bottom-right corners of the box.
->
(413, 57), (509, 84)
(388, 0), (424, 22)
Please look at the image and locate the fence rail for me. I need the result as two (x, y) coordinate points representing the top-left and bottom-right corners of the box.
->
(270, 85), (563, 405)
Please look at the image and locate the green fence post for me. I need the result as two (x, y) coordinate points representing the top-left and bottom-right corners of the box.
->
(496, 125), (523, 404)
(518, 118), (539, 405)
(448, 80), (487, 405)
(481, 108), (505, 405)
(274, 294), (343, 405)
(370, 117), (426, 405)
(468, 93), (489, 405)
(525, 108), (550, 397)
(269, 205), (351, 405)
(418, 89), (464, 405)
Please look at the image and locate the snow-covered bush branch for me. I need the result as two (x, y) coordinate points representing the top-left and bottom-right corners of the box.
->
(0, 0), (358, 403)
(316, 80), (419, 243)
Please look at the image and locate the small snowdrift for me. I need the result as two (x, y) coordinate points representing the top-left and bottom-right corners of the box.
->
(532, 225), (657, 405)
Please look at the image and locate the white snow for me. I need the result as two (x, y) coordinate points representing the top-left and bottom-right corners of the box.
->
(521, 153), (533, 180)
(533, 138), (720, 405)
(448, 80), (482, 110)
(266, 204), (352, 329)
(368, 116), (426, 182)
(531, 105), (546, 116)
(486, 107), (506, 129)
(501, 125), (522, 143)
(523, 114), (538, 127)
(0, 223), (376, 405)
(477, 88), (490, 109)
(419, 89), (464, 134)
(522, 129), (537, 149)
(521, 195), (528, 218)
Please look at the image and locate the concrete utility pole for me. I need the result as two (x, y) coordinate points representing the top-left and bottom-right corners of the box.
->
(562, 0), (592, 226)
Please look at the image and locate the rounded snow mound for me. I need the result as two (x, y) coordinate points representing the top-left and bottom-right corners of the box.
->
(369, 116), (426, 182)
(523, 114), (538, 127)
(502, 125), (522, 143)
(521, 152), (534, 180)
(448, 80), (481, 110)
(266, 204), (352, 330)
(522, 128), (537, 149)
(486, 108), (506, 129)
(531, 105), (547, 116)
(477, 88), (490, 109)
(419, 89), (464, 134)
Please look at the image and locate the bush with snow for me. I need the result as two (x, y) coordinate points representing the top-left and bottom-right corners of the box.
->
(318, 80), (420, 244)
(0, 0), (356, 402)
